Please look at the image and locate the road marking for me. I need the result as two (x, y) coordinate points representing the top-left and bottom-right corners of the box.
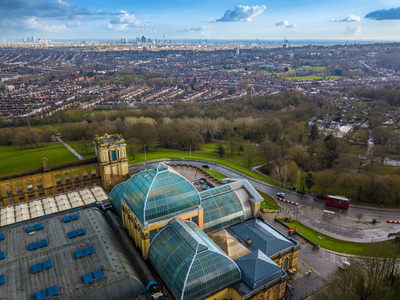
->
(330, 253), (335, 262)
(297, 258), (323, 277)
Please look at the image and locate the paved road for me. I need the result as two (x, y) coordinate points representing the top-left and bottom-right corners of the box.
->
(130, 159), (400, 241)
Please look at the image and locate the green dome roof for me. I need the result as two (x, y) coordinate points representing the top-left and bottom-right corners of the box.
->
(122, 162), (201, 225)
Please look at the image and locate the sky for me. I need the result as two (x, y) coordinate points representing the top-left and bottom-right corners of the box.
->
(1, 0), (400, 41)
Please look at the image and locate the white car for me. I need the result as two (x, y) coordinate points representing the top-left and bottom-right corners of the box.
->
(277, 192), (285, 198)
(339, 261), (350, 270)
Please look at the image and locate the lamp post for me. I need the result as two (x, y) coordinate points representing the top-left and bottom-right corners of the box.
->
(144, 144), (147, 169)
(379, 205), (383, 222)
(190, 146), (192, 159)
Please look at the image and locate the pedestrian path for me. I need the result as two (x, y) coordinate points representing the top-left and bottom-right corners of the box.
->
(56, 137), (85, 160)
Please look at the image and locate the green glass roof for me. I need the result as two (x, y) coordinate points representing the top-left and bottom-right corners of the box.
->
(122, 163), (201, 225)
(109, 182), (125, 219)
(148, 219), (241, 300)
(200, 185), (245, 232)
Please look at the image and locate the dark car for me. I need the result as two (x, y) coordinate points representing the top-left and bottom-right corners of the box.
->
(202, 165), (210, 169)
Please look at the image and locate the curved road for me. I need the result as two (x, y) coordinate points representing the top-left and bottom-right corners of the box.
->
(130, 159), (400, 241)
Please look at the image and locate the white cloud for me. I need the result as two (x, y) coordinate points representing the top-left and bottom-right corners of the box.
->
(179, 25), (213, 36)
(276, 20), (296, 29)
(345, 25), (362, 36)
(276, 20), (289, 27)
(203, 18), (216, 23)
(331, 15), (361, 22)
(105, 10), (142, 31)
(216, 5), (266, 22)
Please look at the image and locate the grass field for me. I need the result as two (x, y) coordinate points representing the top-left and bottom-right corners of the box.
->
(201, 168), (226, 181)
(0, 143), (79, 175)
(282, 219), (396, 255)
(128, 146), (279, 186)
(259, 191), (279, 210)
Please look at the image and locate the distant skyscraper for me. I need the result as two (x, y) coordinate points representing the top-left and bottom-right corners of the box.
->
(236, 48), (240, 55)
(141, 36), (146, 43)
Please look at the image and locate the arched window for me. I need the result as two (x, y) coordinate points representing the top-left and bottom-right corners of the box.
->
(5, 185), (12, 197)
(283, 257), (289, 270)
(64, 172), (70, 183)
(55, 174), (61, 186)
(91, 167), (96, 178)
(16, 182), (23, 194)
(82, 169), (88, 179)
(73, 170), (79, 181)
(37, 179), (43, 190)
(26, 180), (33, 192)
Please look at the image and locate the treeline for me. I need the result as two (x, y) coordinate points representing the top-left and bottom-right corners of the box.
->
(0, 126), (55, 149)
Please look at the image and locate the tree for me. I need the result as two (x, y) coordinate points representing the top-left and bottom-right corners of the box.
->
(217, 144), (225, 157)
(315, 170), (336, 196)
(271, 163), (291, 187)
(305, 172), (315, 192)
(309, 124), (319, 141)
(259, 139), (280, 165)
(319, 243), (400, 300)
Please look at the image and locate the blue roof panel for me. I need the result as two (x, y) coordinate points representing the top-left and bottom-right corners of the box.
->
(27, 225), (35, 233)
(76, 228), (86, 236)
(62, 216), (71, 223)
(47, 285), (59, 297)
(74, 249), (85, 259)
(235, 250), (286, 290)
(0, 274), (5, 284)
(29, 242), (39, 251)
(71, 214), (79, 220)
(32, 263), (42, 274)
(35, 289), (47, 300)
(68, 231), (77, 239)
(93, 269), (104, 280)
(38, 239), (48, 248)
(43, 259), (53, 270)
(0, 233), (5, 240)
(227, 219), (298, 257)
(84, 246), (94, 255)
(83, 272), (93, 284)
(0, 251), (5, 260)
(35, 223), (44, 230)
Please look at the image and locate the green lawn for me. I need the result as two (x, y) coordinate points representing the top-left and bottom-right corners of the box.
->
(0, 143), (79, 175)
(128, 146), (279, 186)
(69, 141), (96, 159)
(201, 168), (226, 181)
(282, 219), (396, 255)
(259, 191), (279, 210)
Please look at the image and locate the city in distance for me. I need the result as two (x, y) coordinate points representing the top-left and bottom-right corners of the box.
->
(1, 1), (400, 300)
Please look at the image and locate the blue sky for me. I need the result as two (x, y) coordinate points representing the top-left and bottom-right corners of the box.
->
(1, 0), (400, 41)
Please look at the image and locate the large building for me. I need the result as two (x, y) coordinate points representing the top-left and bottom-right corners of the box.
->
(110, 162), (299, 300)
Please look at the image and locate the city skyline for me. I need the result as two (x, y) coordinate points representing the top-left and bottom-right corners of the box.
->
(1, 0), (400, 41)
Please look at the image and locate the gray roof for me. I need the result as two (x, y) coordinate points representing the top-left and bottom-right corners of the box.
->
(227, 219), (298, 257)
(235, 250), (286, 290)
(0, 207), (144, 300)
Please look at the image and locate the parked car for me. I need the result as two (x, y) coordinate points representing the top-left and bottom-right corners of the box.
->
(339, 261), (350, 270)
(202, 165), (210, 169)
(277, 192), (285, 198)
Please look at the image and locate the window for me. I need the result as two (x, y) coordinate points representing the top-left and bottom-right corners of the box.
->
(55, 174), (61, 186)
(64, 173), (70, 183)
(82, 169), (88, 179)
(91, 168), (96, 178)
(26, 181), (33, 192)
(16, 182), (23, 195)
(74, 170), (79, 181)
(5, 185), (12, 197)
(36, 179), (43, 190)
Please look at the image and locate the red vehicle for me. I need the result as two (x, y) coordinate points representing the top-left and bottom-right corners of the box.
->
(326, 195), (349, 209)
